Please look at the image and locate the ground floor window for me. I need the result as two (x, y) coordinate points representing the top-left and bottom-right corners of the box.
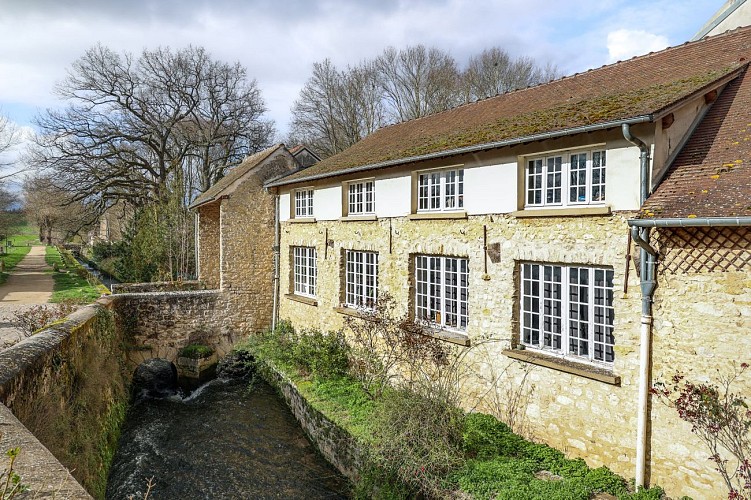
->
(345, 250), (378, 309)
(521, 263), (614, 363)
(293, 246), (317, 297)
(415, 255), (469, 330)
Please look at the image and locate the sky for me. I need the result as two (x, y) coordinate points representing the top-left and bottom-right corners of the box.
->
(0, 0), (725, 151)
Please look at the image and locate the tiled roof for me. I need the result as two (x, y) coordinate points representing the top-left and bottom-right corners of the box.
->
(641, 68), (751, 219)
(190, 144), (284, 208)
(270, 26), (751, 187)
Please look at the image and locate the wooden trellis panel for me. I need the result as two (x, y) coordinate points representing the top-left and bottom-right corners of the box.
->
(654, 226), (751, 274)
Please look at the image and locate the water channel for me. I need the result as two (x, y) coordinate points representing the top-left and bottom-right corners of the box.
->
(106, 376), (351, 499)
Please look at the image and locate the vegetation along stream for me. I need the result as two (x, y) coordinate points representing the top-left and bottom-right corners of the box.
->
(106, 374), (350, 499)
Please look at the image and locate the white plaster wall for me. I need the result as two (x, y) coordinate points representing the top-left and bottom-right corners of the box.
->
(376, 175), (411, 217)
(464, 163), (517, 215)
(314, 185), (342, 220)
(279, 192), (290, 222)
(706, 1), (751, 36)
(606, 145), (642, 211)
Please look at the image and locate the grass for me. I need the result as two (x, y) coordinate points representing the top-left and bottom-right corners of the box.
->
(241, 323), (666, 499)
(0, 222), (40, 285)
(45, 246), (105, 304)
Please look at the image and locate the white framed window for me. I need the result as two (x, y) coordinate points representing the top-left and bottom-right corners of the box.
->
(294, 188), (314, 218)
(344, 250), (378, 309)
(417, 168), (464, 212)
(520, 263), (615, 364)
(293, 246), (317, 297)
(348, 180), (375, 215)
(415, 255), (469, 331)
(525, 149), (606, 207)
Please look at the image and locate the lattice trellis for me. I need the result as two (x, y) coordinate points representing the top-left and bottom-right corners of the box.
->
(654, 226), (751, 274)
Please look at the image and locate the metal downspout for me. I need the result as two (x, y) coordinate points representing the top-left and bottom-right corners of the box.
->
(622, 123), (656, 490)
(271, 193), (281, 331)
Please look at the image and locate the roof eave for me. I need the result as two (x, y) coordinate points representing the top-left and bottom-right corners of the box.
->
(265, 115), (654, 188)
(629, 216), (751, 227)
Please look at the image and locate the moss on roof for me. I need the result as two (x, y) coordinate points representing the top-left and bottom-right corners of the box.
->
(275, 67), (738, 186)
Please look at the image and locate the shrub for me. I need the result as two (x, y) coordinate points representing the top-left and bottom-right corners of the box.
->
(368, 389), (466, 498)
(463, 412), (525, 459)
(292, 329), (350, 379)
(653, 363), (751, 499)
(10, 301), (77, 337)
(179, 344), (214, 359)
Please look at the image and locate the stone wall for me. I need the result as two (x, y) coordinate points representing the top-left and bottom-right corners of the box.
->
(257, 360), (363, 483)
(0, 299), (130, 499)
(109, 290), (236, 365)
(197, 203), (221, 289)
(277, 213), (742, 498)
(112, 280), (206, 294)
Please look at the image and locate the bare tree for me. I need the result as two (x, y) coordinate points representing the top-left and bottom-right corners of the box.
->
(30, 44), (274, 209)
(461, 47), (560, 101)
(0, 113), (19, 164)
(289, 59), (383, 158)
(376, 45), (461, 122)
(23, 175), (96, 244)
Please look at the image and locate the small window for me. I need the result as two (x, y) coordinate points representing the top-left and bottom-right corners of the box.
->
(520, 262), (615, 364)
(525, 150), (606, 208)
(294, 188), (314, 218)
(417, 168), (464, 212)
(415, 255), (469, 330)
(348, 180), (375, 215)
(293, 246), (317, 297)
(344, 250), (378, 309)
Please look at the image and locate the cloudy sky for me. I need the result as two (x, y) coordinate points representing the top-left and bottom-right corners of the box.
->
(0, 0), (725, 142)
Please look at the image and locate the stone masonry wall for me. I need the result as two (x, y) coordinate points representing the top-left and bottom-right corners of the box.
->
(277, 213), (738, 498)
(198, 203), (221, 289)
(0, 299), (130, 499)
(110, 290), (238, 365)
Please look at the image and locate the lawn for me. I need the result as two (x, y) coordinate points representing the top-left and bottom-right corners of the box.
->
(45, 246), (106, 303)
(0, 222), (40, 285)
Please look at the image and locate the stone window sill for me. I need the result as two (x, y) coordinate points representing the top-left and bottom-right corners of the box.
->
(422, 327), (471, 346)
(511, 206), (611, 218)
(502, 348), (620, 385)
(333, 306), (375, 319)
(408, 211), (468, 221)
(284, 293), (318, 306)
(339, 215), (377, 222)
(287, 217), (317, 224)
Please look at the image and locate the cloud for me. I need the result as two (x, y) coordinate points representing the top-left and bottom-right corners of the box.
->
(606, 29), (670, 63)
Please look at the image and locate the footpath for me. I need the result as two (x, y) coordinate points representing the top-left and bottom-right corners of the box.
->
(0, 246), (54, 348)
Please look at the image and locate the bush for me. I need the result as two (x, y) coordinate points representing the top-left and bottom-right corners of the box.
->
(368, 389), (466, 498)
(179, 344), (215, 359)
(10, 301), (77, 337)
(292, 329), (350, 379)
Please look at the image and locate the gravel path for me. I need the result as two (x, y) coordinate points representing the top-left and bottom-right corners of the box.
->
(0, 246), (54, 348)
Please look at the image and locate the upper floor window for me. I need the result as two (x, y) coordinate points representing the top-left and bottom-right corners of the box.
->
(520, 262), (614, 364)
(415, 255), (469, 331)
(418, 168), (464, 212)
(293, 246), (317, 297)
(294, 188), (314, 218)
(348, 180), (375, 215)
(526, 150), (606, 208)
(344, 250), (378, 310)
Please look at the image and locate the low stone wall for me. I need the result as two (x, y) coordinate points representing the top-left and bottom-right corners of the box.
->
(109, 290), (236, 364)
(0, 299), (130, 499)
(111, 280), (206, 294)
(256, 360), (363, 483)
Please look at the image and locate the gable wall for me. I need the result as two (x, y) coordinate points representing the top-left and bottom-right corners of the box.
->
(197, 203), (221, 288)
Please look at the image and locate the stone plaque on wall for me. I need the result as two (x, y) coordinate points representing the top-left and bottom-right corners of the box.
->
(488, 242), (501, 263)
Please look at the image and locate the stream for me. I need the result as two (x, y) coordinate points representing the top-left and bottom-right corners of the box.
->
(105, 377), (351, 499)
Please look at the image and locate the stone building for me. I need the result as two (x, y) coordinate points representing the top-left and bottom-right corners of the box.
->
(194, 29), (751, 498)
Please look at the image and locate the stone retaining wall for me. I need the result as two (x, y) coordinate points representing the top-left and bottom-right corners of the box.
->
(111, 280), (206, 294)
(109, 290), (237, 365)
(256, 360), (363, 483)
(0, 299), (130, 499)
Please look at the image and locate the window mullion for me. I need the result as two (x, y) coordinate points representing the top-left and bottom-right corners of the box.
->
(587, 267), (595, 361)
(561, 266), (570, 355)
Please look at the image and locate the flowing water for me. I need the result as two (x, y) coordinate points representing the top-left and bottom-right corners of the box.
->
(106, 377), (351, 499)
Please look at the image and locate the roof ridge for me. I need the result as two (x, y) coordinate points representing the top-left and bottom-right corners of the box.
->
(373, 25), (751, 133)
